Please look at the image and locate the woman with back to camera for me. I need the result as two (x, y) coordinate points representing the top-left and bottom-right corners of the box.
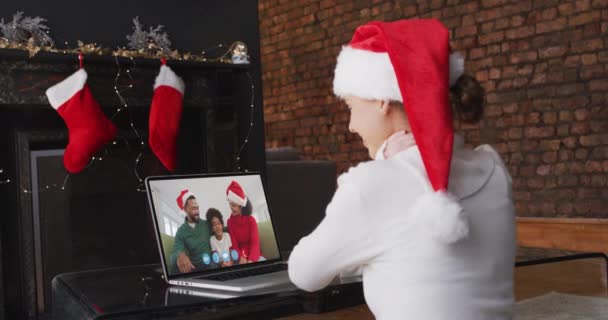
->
(288, 19), (516, 320)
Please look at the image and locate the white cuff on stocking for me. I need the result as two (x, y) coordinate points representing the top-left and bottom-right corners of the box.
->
(154, 65), (185, 95)
(46, 69), (88, 110)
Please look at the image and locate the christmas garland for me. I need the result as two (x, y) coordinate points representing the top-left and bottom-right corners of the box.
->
(0, 13), (249, 63)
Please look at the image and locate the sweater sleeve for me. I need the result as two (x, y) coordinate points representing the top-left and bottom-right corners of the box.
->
(247, 217), (261, 262)
(169, 228), (187, 273)
(288, 183), (378, 292)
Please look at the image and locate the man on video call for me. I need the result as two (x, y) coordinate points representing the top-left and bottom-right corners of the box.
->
(170, 190), (216, 273)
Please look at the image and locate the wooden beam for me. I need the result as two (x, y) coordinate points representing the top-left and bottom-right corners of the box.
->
(517, 217), (608, 253)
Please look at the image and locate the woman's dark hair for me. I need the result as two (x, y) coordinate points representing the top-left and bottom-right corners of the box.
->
(450, 74), (485, 124)
(241, 199), (253, 216)
(206, 208), (224, 229)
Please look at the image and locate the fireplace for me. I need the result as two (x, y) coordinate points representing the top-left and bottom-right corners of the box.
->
(0, 49), (264, 319)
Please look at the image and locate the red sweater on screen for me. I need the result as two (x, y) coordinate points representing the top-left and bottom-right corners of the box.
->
(227, 215), (261, 262)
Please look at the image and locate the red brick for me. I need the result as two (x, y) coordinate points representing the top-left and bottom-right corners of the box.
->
(510, 51), (538, 63)
(589, 80), (608, 91)
(543, 112), (557, 124)
(585, 160), (603, 173)
(580, 135), (603, 146)
(574, 109), (591, 121)
(559, 111), (574, 122)
(559, 150), (573, 162)
(536, 18), (568, 33)
(571, 39), (604, 53)
(540, 139), (561, 151)
(592, 0), (608, 8)
(543, 151), (558, 163)
(572, 122), (591, 135)
(574, 149), (589, 160)
(569, 11), (601, 26)
(525, 126), (555, 138)
(539, 46), (568, 59)
(564, 55), (581, 66)
(590, 121), (607, 133)
(558, 175), (579, 187)
(479, 31), (505, 45)
(506, 26), (535, 39)
(558, 2), (574, 15)
(526, 112), (541, 124)
(536, 165), (552, 176)
(581, 53), (598, 65)
(456, 25), (478, 38)
(562, 137), (578, 149)
(557, 124), (570, 137)
(553, 163), (568, 175)
(556, 83), (585, 96)
(527, 177), (545, 189)
(575, 0), (592, 11)
(591, 175), (607, 187)
(511, 15), (525, 27)
(580, 64), (606, 80)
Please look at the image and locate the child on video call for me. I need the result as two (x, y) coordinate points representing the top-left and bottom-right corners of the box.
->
(206, 208), (234, 267)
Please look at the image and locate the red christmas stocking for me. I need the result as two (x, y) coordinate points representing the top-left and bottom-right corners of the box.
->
(46, 69), (117, 174)
(149, 61), (185, 171)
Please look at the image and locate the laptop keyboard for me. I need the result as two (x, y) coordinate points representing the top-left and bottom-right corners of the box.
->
(201, 264), (287, 282)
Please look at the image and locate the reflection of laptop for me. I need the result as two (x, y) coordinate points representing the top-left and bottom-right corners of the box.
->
(146, 172), (295, 292)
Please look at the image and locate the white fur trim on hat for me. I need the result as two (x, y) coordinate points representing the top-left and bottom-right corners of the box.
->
(333, 46), (402, 102)
(410, 190), (469, 244)
(332, 46), (465, 102)
(45, 69), (88, 110)
(154, 65), (185, 95)
(227, 190), (247, 207)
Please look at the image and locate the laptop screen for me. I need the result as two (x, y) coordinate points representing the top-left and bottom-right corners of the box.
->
(146, 173), (282, 278)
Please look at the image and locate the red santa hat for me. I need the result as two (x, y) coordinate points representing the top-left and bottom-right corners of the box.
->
(332, 19), (468, 244)
(226, 181), (247, 207)
(176, 189), (195, 212)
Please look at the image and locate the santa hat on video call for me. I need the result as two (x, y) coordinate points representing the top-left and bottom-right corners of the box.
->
(332, 19), (468, 244)
(226, 181), (247, 207)
(176, 189), (195, 212)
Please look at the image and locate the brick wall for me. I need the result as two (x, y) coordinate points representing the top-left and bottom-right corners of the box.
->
(258, 0), (608, 218)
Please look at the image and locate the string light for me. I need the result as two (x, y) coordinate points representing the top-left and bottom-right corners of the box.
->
(235, 71), (255, 172)
(0, 168), (10, 184)
(111, 55), (147, 192)
(200, 43), (238, 63)
(0, 166), (71, 194)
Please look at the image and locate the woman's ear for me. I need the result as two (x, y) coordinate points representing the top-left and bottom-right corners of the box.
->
(379, 99), (391, 115)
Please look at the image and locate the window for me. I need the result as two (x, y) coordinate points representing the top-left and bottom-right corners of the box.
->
(164, 216), (172, 235)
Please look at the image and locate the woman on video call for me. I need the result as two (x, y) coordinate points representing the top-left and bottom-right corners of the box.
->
(288, 19), (516, 320)
(226, 180), (263, 264)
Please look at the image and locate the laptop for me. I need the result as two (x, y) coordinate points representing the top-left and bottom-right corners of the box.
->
(146, 172), (295, 292)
